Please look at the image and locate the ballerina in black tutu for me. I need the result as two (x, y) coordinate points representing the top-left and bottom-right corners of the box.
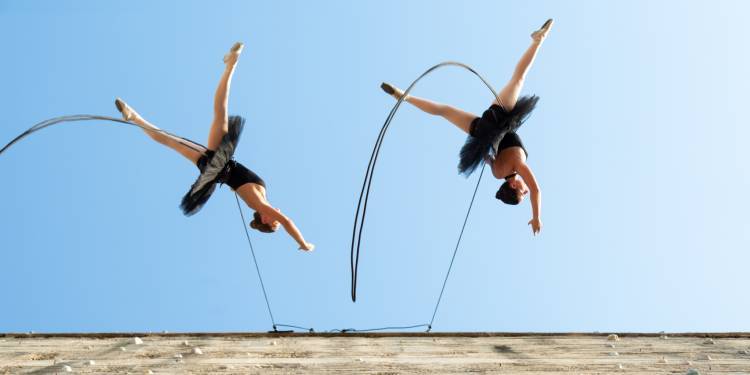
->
(115, 42), (314, 251)
(380, 19), (553, 235)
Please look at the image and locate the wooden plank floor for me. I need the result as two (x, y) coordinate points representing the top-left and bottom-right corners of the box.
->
(1, 333), (749, 374)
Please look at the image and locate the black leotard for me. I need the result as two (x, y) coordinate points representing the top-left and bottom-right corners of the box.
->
(459, 96), (538, 175)
(196, 150), (266, 190)
(496, 132), (528, 158)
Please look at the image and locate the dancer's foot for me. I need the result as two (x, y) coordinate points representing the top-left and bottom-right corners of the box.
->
(380, 82), (407, 100)
(114, 98), (140, 122)
(531, 18), (554, 42)
(223, 42), (244, 65)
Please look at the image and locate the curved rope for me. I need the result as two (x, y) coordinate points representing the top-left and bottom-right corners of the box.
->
(2, 114), (321, 333)
(0, 114), (206, 156)
(351, 62), (500, 306)
(3, 65), (502, 330)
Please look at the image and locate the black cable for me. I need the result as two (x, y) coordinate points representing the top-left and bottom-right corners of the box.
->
(1, 115), (206, 156)
(1, 115), (318, 333)
(233, 195), (317, 333)
(3, 66), (500, 331)
(275, 324), (315, 333)
(429, 165), (486, 330)
(234, 193), (277, 330)
(351, 62), (500, 305)
(329, 323), (430, 333)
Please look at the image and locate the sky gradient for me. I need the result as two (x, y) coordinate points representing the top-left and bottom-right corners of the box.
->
(1, 0), (749, 333)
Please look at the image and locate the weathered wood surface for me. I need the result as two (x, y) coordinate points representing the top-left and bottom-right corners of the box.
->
(1, 333), (748, 374)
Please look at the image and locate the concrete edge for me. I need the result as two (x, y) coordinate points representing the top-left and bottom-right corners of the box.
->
(2, 332), (749, 339)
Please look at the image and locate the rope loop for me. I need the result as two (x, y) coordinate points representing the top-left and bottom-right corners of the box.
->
(350, 62), (499, 333)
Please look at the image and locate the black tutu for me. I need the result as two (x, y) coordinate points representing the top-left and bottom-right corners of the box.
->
(180, 116), (245, 216)
(458, 95), (538, 176)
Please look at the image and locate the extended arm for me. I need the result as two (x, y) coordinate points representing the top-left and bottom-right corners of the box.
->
(516, 163), (542, 235)
(256, 203), (314, 251)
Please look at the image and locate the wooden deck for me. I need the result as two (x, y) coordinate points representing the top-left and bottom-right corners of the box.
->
(1, 332), (749, 374)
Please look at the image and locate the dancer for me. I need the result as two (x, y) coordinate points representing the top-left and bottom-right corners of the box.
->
(380, 19), (552, 235)
(115, 42), (315, 251)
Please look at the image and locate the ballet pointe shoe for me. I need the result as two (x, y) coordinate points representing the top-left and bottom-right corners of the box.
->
(531, 18), (554, 42)
(380, 82), (407, 100)
(114, 98), (139, 122)
(223, 42), (244, 64)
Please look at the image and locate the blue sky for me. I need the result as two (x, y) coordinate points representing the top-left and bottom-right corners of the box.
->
(1, 0), (749, 333)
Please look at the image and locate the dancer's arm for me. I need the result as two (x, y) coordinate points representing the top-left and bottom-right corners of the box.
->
(256, 203), (315, 251)
(516, 163), (542, 235)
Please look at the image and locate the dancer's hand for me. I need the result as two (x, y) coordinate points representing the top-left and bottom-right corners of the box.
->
(528, 217), (542, 236)
(299, 242), (315, 252)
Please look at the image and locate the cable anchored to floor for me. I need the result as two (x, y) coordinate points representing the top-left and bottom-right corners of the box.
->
(234, 193), (277, 330)
(429, 165), (486, 329)
(350, 61), (499, 330)
(2, 61), (501, 333)
(328, 324), (431, 333)
(234, 193), (315, 333)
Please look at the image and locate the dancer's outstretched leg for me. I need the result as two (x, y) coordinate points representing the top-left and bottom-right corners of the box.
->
(380, 82), (476, 134)
(493, 19), (553, 110)
(115, 98), (205, 164)
(206, 42), (244, 151)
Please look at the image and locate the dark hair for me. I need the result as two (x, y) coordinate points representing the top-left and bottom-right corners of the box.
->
(495, 181), (521, 205)
(250, 211), (276, 233)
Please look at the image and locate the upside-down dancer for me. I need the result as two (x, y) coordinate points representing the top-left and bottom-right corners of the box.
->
(381, 19), (553, 235)
(115, 42), (315, 251)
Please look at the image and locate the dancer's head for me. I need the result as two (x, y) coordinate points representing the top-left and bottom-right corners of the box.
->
(250, 211), (280, 233)
(496, 174), (529, 205)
